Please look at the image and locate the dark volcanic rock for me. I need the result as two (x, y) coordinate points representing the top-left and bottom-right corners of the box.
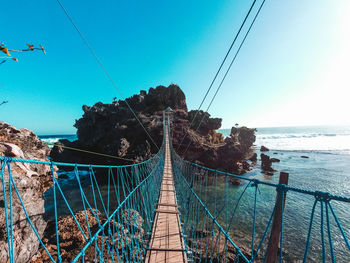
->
(0, 122), (52, 263)
(51, 84), (256, 174)
(260, 145), (269, 152)
(270, 158), (280, 162)
(249, 152), (257, 163)
(301, 155), (309, 158)
(261, 153), (275, 173)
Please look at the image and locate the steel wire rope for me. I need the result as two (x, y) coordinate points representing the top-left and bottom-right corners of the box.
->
(55, 0), (159, 150)
(182, 0), (267, 156)
(176, 0), (259, 152)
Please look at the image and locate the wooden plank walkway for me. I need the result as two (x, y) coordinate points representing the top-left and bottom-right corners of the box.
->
(145, 125), (187, 263)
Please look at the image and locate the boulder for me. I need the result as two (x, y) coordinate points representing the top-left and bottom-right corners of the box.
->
(0, 122), (52, 263)
(270, 158), (280, 162)
(260, 145), (269, 152)
(260, 153), (275, 173)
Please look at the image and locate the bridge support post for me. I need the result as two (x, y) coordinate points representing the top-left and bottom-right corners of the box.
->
(266, 172), (289, 263)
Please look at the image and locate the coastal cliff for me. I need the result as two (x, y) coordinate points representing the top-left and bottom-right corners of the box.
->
(51, 84), (256, 174)
(0, 122), (52, 263)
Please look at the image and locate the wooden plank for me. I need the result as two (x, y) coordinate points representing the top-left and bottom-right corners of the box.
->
(144, 124), (187, 263)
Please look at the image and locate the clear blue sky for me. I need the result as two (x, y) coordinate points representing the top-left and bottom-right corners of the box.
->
(1, 0), (349, 134)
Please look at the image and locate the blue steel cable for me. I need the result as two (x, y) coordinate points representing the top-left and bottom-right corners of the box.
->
(173, 163), (250, 262)
(1, 159), (13, 263)
(251, 199), (277, 261)
(49, 160), (62, 262)
(328, 202), (350, 250)
(302, 199), (318, 263)
(320, 201), (326, 263)
(326, 201), (335, 263)
(7, 161), (14, 263)
(8, 167), (56, 262)
(251, 183), (259, 259)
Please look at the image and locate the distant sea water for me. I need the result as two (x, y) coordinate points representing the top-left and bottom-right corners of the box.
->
(218, 125), (350, 261)
(39, 134), (77, 146)
(40, 126), (350, 261)
(219, 125), (350, 193)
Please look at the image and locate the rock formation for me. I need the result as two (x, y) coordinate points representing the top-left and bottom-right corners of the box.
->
(260, 153), (275, 175)
(260, 145), (269, 152)
(51, 84), (256, 174)
(31, 209), (144, 262)
(0, 122), (52, 263)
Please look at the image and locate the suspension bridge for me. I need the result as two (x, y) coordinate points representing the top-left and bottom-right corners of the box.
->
(1, 112), (350, 262)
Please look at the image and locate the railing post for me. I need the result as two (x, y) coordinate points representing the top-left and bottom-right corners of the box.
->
(266, 172), (289, 263)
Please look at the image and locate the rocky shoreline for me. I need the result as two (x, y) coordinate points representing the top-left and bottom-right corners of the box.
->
(0, 122), (54, 263)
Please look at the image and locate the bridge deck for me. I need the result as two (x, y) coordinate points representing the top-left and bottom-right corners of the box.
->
(145, 125), (187, 263)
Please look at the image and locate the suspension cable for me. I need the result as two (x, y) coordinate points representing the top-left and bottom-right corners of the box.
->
(45, 142), (136, 162)
(55, 0), (159, 150)
(176, 0), (258, 152)
(182, 0), (267, 156)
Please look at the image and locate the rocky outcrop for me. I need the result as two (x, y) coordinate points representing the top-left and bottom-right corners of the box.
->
(51, 84), (256, 175)
(270, 157), (280, 162)
(0, 122), (52, 263)
(31, 209), (144, 262)
(261, 153), (275, 175)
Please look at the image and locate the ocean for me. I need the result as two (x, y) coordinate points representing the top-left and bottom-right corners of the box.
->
(39, 126), (350, 261)
(219, 126), (350, 194)
(39, 134), (77, 146)
(218, 126), (350, 261)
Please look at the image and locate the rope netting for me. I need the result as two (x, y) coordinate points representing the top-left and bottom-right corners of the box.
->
(1, 116), (350, 262)
(170, 121), (350, 262)
(0, 139), (165, 262)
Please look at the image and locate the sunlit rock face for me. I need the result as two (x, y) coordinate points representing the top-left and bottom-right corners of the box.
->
(0, 122), (52, 263)
(51, 84), (256, 174)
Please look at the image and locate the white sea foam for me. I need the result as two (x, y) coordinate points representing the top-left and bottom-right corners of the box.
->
(255, 133), (350, 152)
(41, 138), (61, 144)
(219, 126), (350, 153)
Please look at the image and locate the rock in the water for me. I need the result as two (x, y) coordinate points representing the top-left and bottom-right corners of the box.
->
(249, 152), (257, 163)
(261, 153), (275, 173)
(260, 145), (269, 152)
(301, 155), (309, 158)
(271, 158), (280, 162)
(51, 84), (256, 175)
(0, 122), (52, 263)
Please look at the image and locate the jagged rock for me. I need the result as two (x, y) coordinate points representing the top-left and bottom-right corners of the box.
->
(301, 155), (309, 158)
(51, 84), (256, 174)
(261, 153), (275, 173)
(260, 145), (269, 152)
(188, 110), (221, 135)
(0, 122), (52, 263)
(249, 152), (257, 163)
